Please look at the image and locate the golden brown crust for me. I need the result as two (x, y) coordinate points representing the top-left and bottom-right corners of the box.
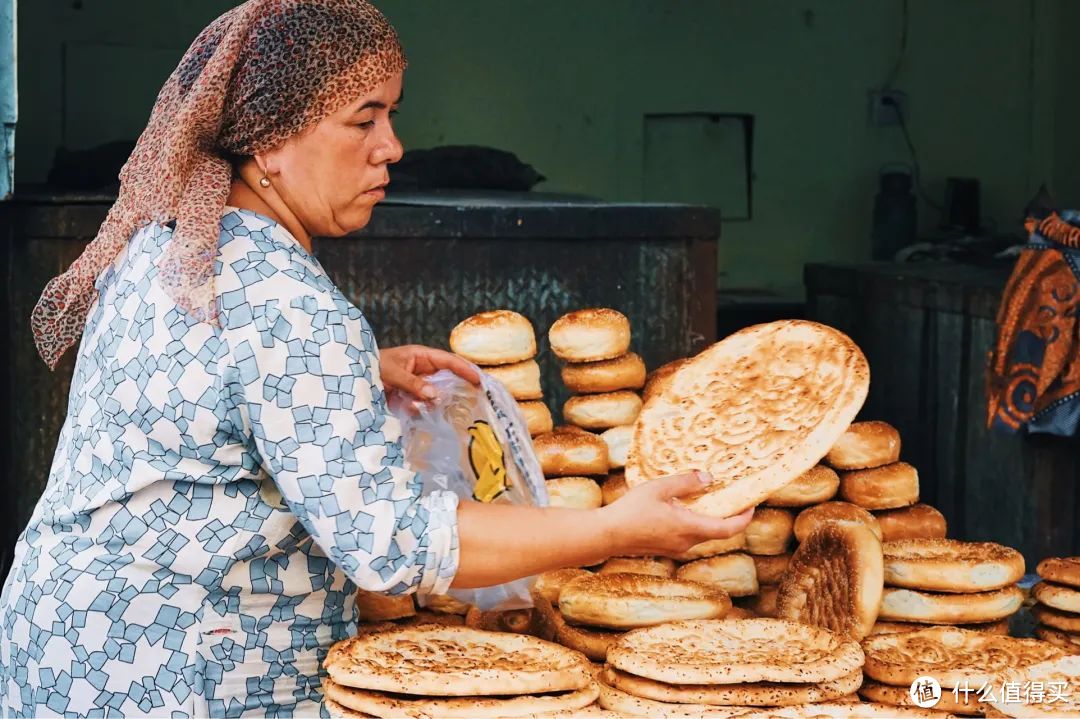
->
(598, 556), (676, 579)
(777, 521), (884, 640)
(1034, 625), (1080, 653)
(1033, 581), (1080, 614)
(558, 572), (731, 630)
(518, 400), (554, 437)
(1037, 557), (1080, 588)
(983, 654), (1080, 718)
(600, 472), (628, 506)
(1033, 603), (1080, 632)
(669, 534), (748, 562)
(546, 477), (603, 510)
(874, 504), (947, 542)
(463, 606), (537, 635)
(727, 605), (757, 619)
(752, 553), (793, 586)
(746, 507), (795, 555)
(826, 421), (901, 470)
(878, 585), (1025, 624)
(868, 619), (1010, 636)
(626, 321), (870, 518)
(563, 392), (642, 431)
(839, 462), (920, 510)
(766, 465), (841, 507)
(561, 353), (646, 394)
(449, 310), (537, 365)
(600, 425), (633, 470)
(533, 597), (625, 662)
(641, 357), (691, 404)
(794, 501), (883, 543)
(483, 359), (543, 400)
(858, 680), (981, 715)
(549, 308), (632, 363)
(355, 590), (415, 622)
(676, 552), (759, 597)
(534, 568), (592, 606)
(882, 539), (1025, 593)
(533, 429), (609, 477)
(740, 585), (780, 618)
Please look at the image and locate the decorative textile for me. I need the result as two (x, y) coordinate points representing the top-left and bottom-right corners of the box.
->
(31, 0), (406, 370)
(986, 211), (1080, 436)
(0, 209), (459, 717)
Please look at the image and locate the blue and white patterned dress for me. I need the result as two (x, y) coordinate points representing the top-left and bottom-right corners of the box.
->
(0, 208), (460, 718)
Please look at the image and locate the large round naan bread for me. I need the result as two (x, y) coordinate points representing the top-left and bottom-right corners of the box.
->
(737, 703), (958, 718)
(882, 539), (1025, 593)
(862, 626), (1065, 689)
(985, 655), (1080, 718)
(626, 321), (869, 517)
(324, 625), (592, 696)
(607, 618), (864, 685)
(596, 679), (760, 718)
(558, 573), (731, 630)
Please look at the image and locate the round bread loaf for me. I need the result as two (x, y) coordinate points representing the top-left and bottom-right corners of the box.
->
(676, 552), (759, 597)
(1032, 603), (1080, 633)
(874, 503), (947, 542)
(878, 585), (1024, 624)
(839, 462), (919, 510)
(598, 556), (676, 579)
(547, 477), (603, 510)
(483, 359), (543, 400)
(534, 568), (592, 606)
(1033, 581), (1080, 614)
(1037, 557), (1080, 588)
(641, 357), (690, 404)
(1035, 625), (1080, 653)
(355, 590), (415, 622)
(518, 400), (554, 437)
(600, 472), (628, 506)
(826, 421), (901, 470)
(745, 508), (795, 556)
(600, 425), (633, 470)
(449, 310), (536, 365)
(562, 353), (646, 394)
(533, 596), (623, 661)
(858, 679), (982, 715)
(558, 573), (731, 630)
(563, 391), (642, 430)
(794, 501), (883, 543)
(882, 539), (1025, 593)
(765, 465), (840, 507)
(549, 308), (632, 363)
(533, 427), (609, 477)
(752, 553), (792, 586)
(669, 534), (747, 562)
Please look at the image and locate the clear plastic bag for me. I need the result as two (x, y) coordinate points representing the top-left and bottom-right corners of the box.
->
(387, 369), (548, 611)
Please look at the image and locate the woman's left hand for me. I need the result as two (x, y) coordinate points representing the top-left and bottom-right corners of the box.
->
(380, 345), (481, 400)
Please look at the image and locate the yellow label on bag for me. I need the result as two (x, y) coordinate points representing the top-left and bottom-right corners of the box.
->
(468, 420), (508, 502)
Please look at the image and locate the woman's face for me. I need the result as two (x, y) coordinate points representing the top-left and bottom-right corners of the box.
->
(261, 72), (404, 237)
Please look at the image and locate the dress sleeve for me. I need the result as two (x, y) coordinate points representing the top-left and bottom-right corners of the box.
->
(223, 288), (460, 596)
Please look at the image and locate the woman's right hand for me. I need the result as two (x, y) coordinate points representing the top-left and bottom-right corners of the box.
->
(600, 471), (755, 557)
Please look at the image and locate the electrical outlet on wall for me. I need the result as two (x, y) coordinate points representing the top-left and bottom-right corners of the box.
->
(868, 90), (908, 127)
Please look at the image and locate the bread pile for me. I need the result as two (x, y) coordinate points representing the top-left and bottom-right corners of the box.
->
(322, 624), (602, 718)
(981, 654), (1080, 718)
(534, 572), (732, 662)
(450, 310), (553, 437)
(1032, 557), (1080, 652)
(860, 626), (1066, 715)
(596, 618), (877, 714)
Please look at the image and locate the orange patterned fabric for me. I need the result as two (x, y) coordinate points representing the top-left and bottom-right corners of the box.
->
(986, 212), (1080, 435)
(30, 0), (406, 370)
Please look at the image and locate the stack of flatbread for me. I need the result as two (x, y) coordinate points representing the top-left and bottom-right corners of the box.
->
(1032, 557), (1080, 653)
(859, 626), (1066, 715)
(980, 654), (1080, 717)
(871, 539), (1025, 635)
(533, 572), (733, 662)
(321, 624), (604, 718)
(596, 618), (872, 715)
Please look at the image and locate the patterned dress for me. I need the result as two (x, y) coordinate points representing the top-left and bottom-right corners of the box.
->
(0, 208), (460, 718)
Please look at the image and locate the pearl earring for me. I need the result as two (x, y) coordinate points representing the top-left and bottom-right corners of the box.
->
(259, 175), (272, 188)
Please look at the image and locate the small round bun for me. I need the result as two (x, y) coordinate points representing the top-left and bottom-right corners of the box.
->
(518, 401), (554, 437)
(563, 392), (642, 430)
(675, 553), (759, 597)
(355, 590), (415, 622)
(765, 465), (841, 507)
(534, 568), (592, 605)
(826, 421), (902, 470)
(562, 353), (646, 394)
(599, 557), (676, 579)
(549, 308), (631, 362)
(745, 508), (795, 556)
(839, 462), (919, 510)
(669, 534), (747, 562)
(874, 504), (947, 542)
(642, 358), (690, 403)
(794, 501), (883, 543)
(484, 360), (543, 400)
(546, 476), (603, 509)
(450, 310), (536, 365)
(601, 472), (628, 505)
(601, 425), (634, 469)
(533, 427), (609, 476)
(752, 553), (792, 586)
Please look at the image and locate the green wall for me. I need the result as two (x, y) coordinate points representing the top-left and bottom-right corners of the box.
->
(16, 0), (1074, 296)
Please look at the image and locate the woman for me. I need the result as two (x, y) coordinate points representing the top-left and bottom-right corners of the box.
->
(0, 1), (752, 716)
